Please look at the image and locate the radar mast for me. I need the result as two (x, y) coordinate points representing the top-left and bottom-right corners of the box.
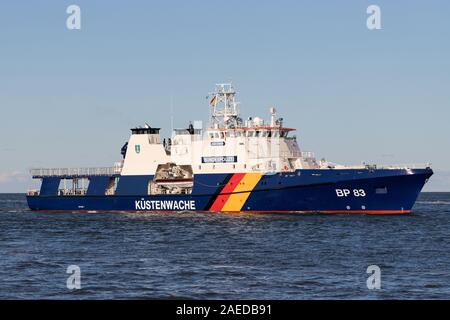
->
(208, 83), (241, 129)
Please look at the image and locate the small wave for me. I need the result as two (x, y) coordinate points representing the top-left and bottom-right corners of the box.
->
(0, 210), (29, 214)
(417, 201), (450, 205)
(424, 283), (443, 288)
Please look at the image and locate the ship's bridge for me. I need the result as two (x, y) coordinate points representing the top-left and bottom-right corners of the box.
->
(206, 126), (295, 139)
(167, 83), (317, 173)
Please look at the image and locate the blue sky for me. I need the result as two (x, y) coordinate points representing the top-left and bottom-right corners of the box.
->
(0, 0), (449, 192)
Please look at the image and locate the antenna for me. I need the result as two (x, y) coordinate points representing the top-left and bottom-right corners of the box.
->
(170, 93), (174, 132)
(270, 107), (277, 127)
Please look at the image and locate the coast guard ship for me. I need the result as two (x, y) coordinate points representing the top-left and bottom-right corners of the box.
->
(27, 84), (433, 214)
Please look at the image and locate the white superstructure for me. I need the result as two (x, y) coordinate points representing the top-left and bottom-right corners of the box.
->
(119, 83), (318, 177)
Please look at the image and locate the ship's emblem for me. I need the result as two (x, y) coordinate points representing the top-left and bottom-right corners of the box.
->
(135, 144), (141, 154)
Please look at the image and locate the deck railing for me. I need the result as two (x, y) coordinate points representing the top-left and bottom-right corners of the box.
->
(333, 163), (432, 170)
(376, 163), (432, 169)
(301, 151), (315, 159)
(30, 166), (122, 178)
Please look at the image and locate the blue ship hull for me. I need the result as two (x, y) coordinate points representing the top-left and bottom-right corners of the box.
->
(27, 168), (433, 214)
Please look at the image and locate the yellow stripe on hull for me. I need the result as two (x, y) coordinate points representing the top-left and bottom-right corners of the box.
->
(221, 173), (263, 212)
